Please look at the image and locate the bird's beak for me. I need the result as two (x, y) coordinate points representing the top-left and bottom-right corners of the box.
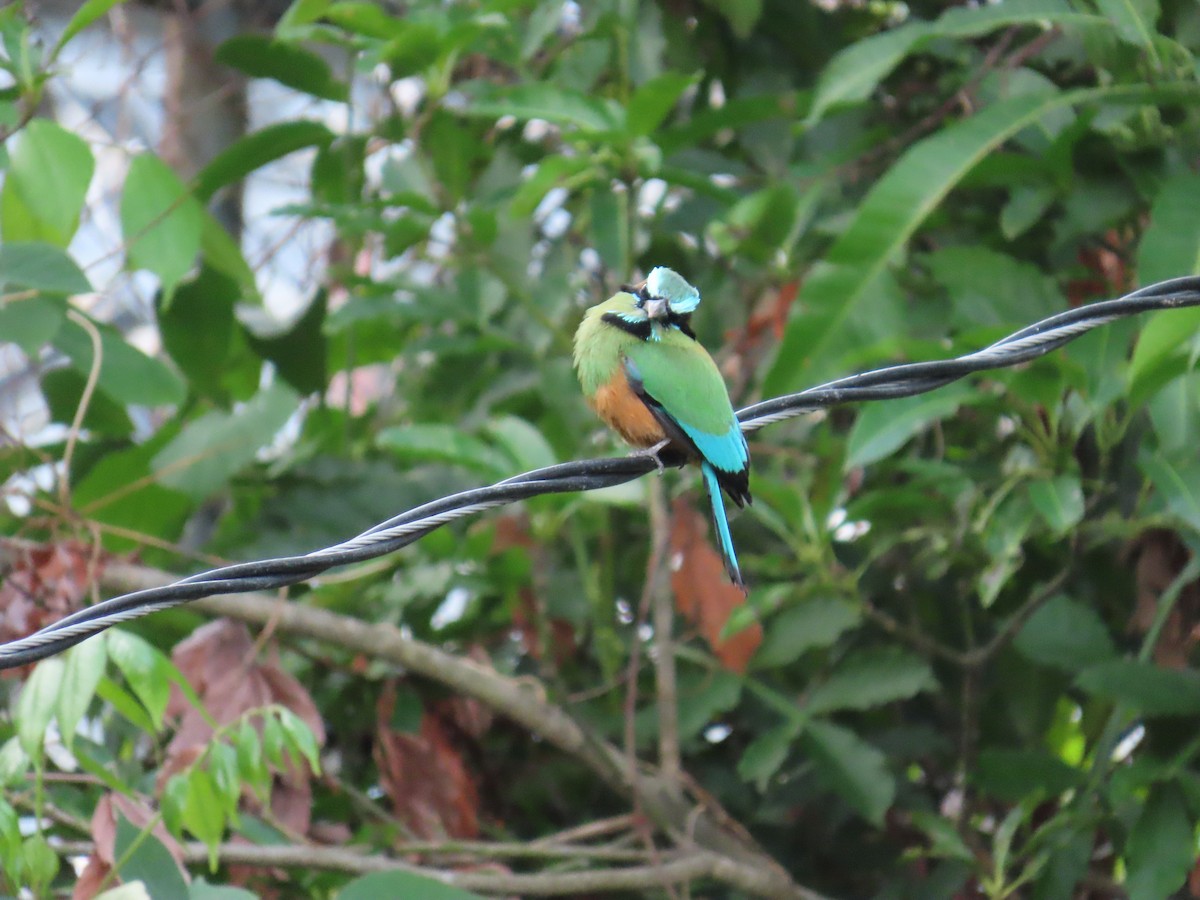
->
(644, 297), (669, 320)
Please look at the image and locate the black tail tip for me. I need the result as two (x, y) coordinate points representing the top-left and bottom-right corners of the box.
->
(727, 566), (747, 594)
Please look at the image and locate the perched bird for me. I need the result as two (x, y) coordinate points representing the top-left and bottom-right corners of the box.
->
(573, 267), (751, 588)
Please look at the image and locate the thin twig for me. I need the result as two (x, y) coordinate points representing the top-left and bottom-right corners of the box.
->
(648, 479), (681, 784)
(49, 840), (825, 898)
(59, 310), (104, 510)
(88, 558), (812, 900)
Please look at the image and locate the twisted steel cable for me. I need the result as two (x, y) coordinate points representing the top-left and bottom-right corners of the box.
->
(4, 275), (1200, 669)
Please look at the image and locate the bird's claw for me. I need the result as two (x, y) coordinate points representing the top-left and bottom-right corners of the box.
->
(632, 439), (671, 475)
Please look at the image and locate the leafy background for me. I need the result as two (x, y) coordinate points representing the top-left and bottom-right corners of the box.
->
(3, 0), (1200, 897)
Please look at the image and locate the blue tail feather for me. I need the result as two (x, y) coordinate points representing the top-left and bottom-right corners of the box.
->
(701, 461), (744, 590)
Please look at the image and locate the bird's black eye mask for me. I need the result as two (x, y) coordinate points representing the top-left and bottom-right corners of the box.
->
(619, 283), (697, 340)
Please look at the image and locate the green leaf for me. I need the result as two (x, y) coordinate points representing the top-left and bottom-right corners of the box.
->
(927, 246), (1061, 327)
(801, 719), (894, 824)
(806, 22), (930, 124)
(421, 110), (476, 203)
(0, 737), (30, 788)
(1129, 171), (1200, 393)
(57, 634), (108, 751)
(114, 812), (188, 900)
(378, 423), (509, 476)
(675, 671), (742, 741)
(277, 708), (322, 774)
(73, 740), (135, 795)
(312, 136), (368, 206)
(54, 0), (130, 53)
(1095, 0), (1160, 51)
(1076, 659), (1200, 716)
(337, 870), (486, 900)
(1136, 170), (1200, 285)
(1140, 453), (1200, 533)
(1033, 829), (1094, 900)
(1147, 373), (1200, 455)
(1000, 184), (1056, 240)
(973, 748), (1082, 802)
(1124, 783), (1192, 899)
(484, 416), (557, 473)
(189, 878), (259, 900)
(1027, 475), (1084, 534)
(845, 384), (971, 470)
(53, 316), (186, 407)
(214, 34), (348, 101)
(0, 796), (18, 860)
(807, 0), (1101, 124)
(121, 154), (205, 297)
(0, 119), (94, 246)
(752, 596), (861, 669)
(183, 769), (226, 866)
(20, 833), (59, 895)
(0, 294), (65, 353)
(626, 71), (695, 135)
(206, 742), (241, 811)
(699, 0), (763, 40)
(0, 242), (91, 294)
(935, 0), (1101, 34)
(908, 810), (974, 862)
(263, 711), (291, 771)
(41, 367), (132, 438)
(235, 719), (270, 801)
(805, 648), (936, 714)
(14, 658), (65, 756)
(107, 631), (173, 730)
(381, 22), (444, 78)
(322, 1), (411, 39)
(151, 382), (300, 499)
(71, 434), (193, 551)
(95, 677), (157, 736)
(161, 773), (188, 837)
(463, 82), (621, 131)
(157, 265), (239, 402)
(737, 722), (800, 790)
(245, 292), (328, 395)
(1014, 594), (1116, 672)
(194, 121), (335, 202)
(200, 210), (258, 293)
(766, 82), (1200, 393)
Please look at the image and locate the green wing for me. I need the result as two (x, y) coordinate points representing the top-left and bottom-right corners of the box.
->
(624, 333), (748, 482)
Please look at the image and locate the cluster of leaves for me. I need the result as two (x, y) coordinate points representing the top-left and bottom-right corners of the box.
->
(4, 0), (1200, 896)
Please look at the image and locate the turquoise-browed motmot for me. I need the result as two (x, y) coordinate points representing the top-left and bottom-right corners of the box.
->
(573, 267), (751, 588)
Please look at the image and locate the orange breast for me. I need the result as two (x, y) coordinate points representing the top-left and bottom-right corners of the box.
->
(590, 368), (666, 448)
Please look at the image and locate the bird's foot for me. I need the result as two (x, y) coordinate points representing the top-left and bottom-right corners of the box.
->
(632, 439), (671, 475)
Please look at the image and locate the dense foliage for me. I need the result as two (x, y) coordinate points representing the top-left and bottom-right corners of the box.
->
(4, 0), (1200, 896)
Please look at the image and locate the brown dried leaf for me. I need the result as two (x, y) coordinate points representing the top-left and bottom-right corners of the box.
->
(1130, 530), (1200, 669)
(73, 793), (187, 899)
(72, 856), (110, 900)
(375, 682), (480, 839)
(165, 619), (325, 834)
(493, 514), (576, 663)
(669, 497), (762, 673)
(0, 541), (101, 677)
(168, 619), (325, 750)
(1067, 228), (1131, 305)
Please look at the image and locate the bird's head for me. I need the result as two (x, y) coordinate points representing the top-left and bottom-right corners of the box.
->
(645, 267), (700, 315)
(626, 266), (700, 321)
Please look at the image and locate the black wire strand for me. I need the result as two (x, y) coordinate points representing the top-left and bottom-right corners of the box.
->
(4, 275), (1200, 669)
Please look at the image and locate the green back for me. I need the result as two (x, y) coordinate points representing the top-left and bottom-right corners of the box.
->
(625, 330), (736, 437)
